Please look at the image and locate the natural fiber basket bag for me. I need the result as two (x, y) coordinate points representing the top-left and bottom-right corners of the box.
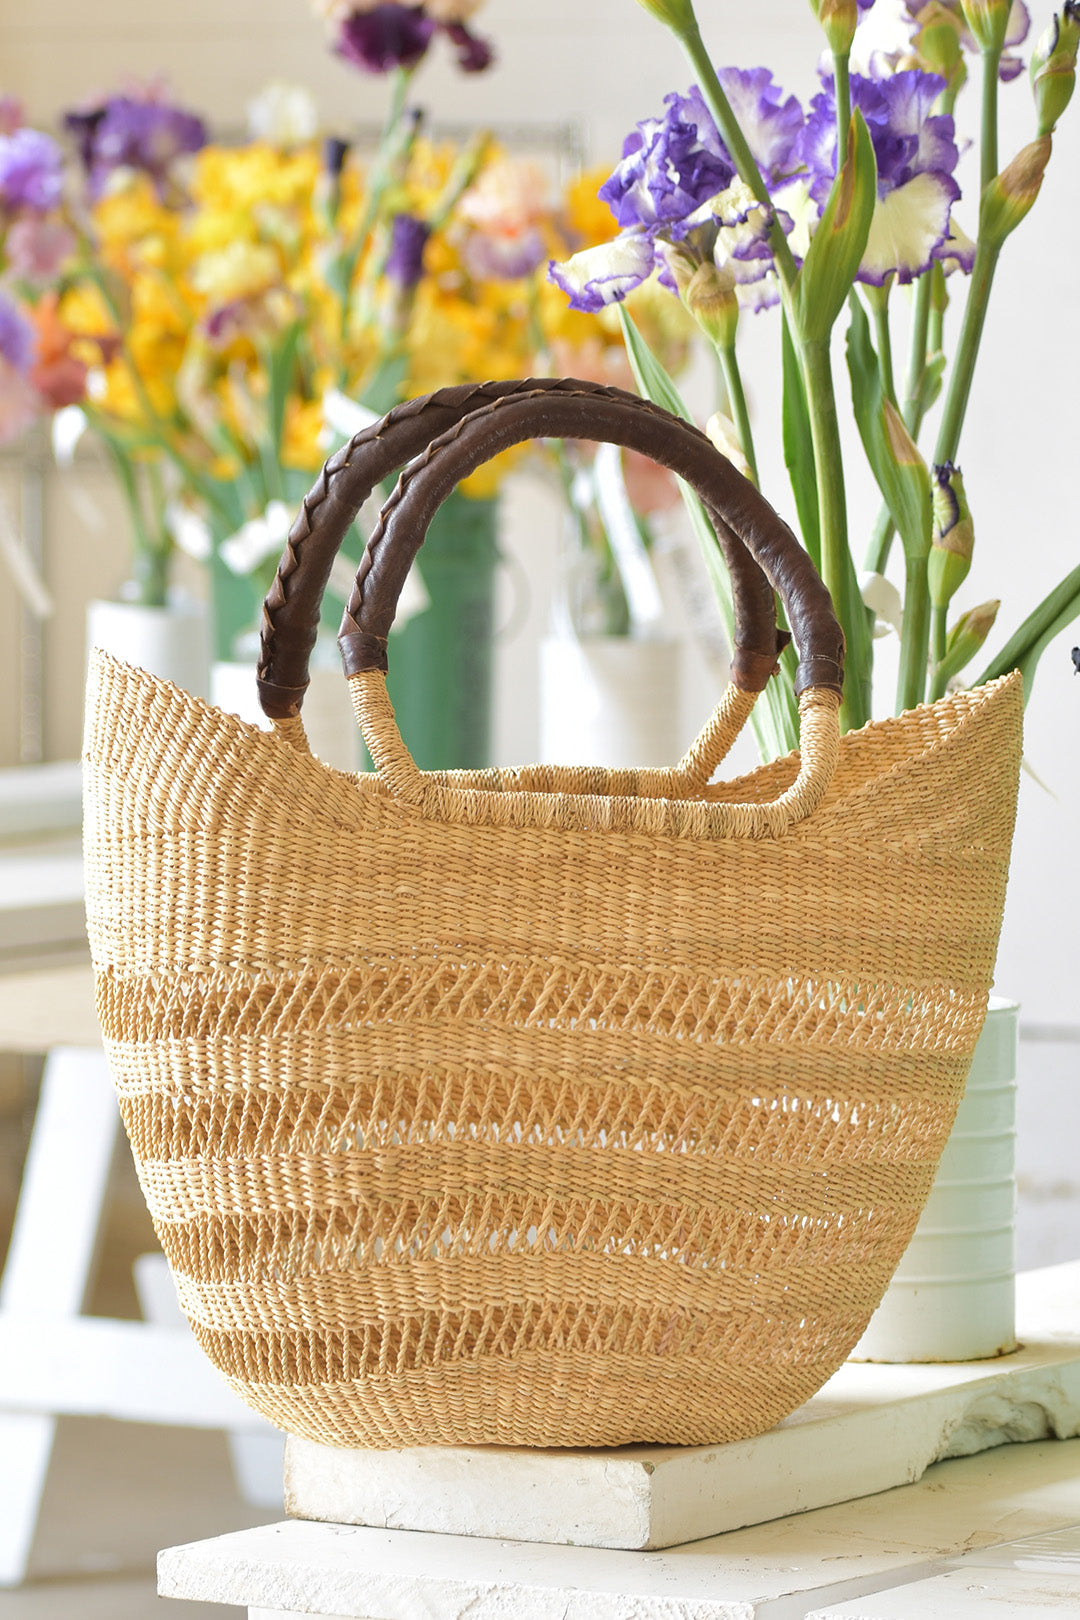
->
(83, 378), (1023, 1450)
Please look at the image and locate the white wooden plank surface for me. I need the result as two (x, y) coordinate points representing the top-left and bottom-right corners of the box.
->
(159, 1439), (1080, 1620)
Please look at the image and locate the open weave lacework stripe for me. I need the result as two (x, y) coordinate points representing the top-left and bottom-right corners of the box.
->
(156, 1193), (924, 1311)
(96, 960), (987, 1051)
(187, 1294), (878, 1386)
(115, 1058), (957, 1158)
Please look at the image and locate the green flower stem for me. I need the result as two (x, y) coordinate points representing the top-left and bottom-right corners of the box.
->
(864, 506), (894, 574)
(933, 236), (1000, 464)
(677, 22), (798, 294)
(865, 274), (934, 574)
(869, 286), (897, 404)
(102, 443), (168, 608)
(802, 337), (871, 729)
(902, 272), (933, 430)
(931, 41), (1008, 462)
(833, 50), (852, 166)
(716, 339), (759, 486)
(82, 263), (232, 522)
(338, 65), (415, 356)
(897, 552), (931, 710)
(929, 603), (949, 701)
(980, 46), (1003, 192)
(427, 129), (491, 234)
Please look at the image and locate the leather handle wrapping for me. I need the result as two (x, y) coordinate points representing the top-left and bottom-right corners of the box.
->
(257, 377), (792, 721)
(338, 385), (845, 702)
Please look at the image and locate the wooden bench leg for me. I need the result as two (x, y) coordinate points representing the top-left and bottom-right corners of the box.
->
(0, 1046), (118, 1585)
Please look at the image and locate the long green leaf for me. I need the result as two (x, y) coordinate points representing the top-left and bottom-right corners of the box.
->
(792, 110), (877, 343)
(618, 304), (798, 758)
(846, 294), (933, 711)
(780, 313), (820, 569)
(268, 320), (303, 454)
(846, 297), (931, 562)
(978, 562), (1080, 701)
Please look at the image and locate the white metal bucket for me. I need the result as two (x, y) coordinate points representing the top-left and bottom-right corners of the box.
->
(538, 636), (681, 769)
(851, 998), (1019, 1363)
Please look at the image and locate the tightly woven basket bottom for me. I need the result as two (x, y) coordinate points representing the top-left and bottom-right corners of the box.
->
(213, 1351), (856, 1451)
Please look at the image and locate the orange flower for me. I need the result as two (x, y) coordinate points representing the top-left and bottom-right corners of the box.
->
(29, 293), (93, 408)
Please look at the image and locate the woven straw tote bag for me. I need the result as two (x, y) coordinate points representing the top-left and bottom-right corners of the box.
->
(83, 378), (1023, 1451)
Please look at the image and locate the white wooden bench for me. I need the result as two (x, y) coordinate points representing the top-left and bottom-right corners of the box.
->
(0, 965), (284, 1587)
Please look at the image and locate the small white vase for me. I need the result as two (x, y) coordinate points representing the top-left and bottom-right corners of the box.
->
(87, 598), (209, 699)
(539, 635), (681, 769)
(211, 661), (359, 774)
(851, 998), (1019, 1363)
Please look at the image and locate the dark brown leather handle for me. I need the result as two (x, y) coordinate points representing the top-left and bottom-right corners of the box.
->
(339, 384), (845, 700)
(257, 377), (789, 720)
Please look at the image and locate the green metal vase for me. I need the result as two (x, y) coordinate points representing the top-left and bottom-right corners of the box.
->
(383, 488), (499, 771)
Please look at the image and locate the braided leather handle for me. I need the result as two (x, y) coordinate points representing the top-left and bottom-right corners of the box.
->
(340, 385), (845, 701)
(257, 377), (788, 720)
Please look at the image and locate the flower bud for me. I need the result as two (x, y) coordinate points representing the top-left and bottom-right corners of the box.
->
(705, 411), (752, 479)
(1031, 3), (1080, 136)
(914, 3), (968, 94)
(940, 598), (1000, 682)
(322, 135), (350, 179)
(961, 0), (1014, 50)
(928, 461), (974, 609)
(633, 0), (698, 30)
(684, 259), (739, 349)
(979, 135), (1053, 242)
(809, 0), (859, 52)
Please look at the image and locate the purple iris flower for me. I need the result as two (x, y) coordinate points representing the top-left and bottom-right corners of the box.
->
(599, 92), (736, 238)
(551, 71), (803, 315)
(0, 294), (36, 373)
(336, 5), (436, 73)
(797, 69), (962, 284)
(713, 70), (804, 185)
(65, 94), (206, 197)
(464, 228), (547, 280)
(799, 70), (957, 203)
(333, 4), (494, 76)
(0, 128), (64, 214)
(442, 20), (494, 72)
(385, 213), (431, 287)
(549, 230), (656, 313)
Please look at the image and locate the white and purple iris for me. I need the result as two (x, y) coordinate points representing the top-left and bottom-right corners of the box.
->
(550, 71), (802, 314)
(551, 55), (969, 317)
(797, 69), (966, 284)
(65, 94), (207, 198)
(0, 127), (64, 215)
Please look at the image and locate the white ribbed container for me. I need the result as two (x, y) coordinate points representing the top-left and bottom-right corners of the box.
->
(539, 636), (681, 768)
(87, 598), (209, 699)
(852, 998), (1019, 1363)
(211, 661), (359, 774)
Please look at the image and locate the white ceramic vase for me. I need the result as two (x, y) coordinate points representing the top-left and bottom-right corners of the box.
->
(210, 661), (360, 775)
(87, 597), (210, 699)
(852, 997), (1019, 1363)
(538, 635), (681, 769)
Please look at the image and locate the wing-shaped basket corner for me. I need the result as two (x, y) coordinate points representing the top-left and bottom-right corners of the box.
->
(83, 379), (1024, 1450)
